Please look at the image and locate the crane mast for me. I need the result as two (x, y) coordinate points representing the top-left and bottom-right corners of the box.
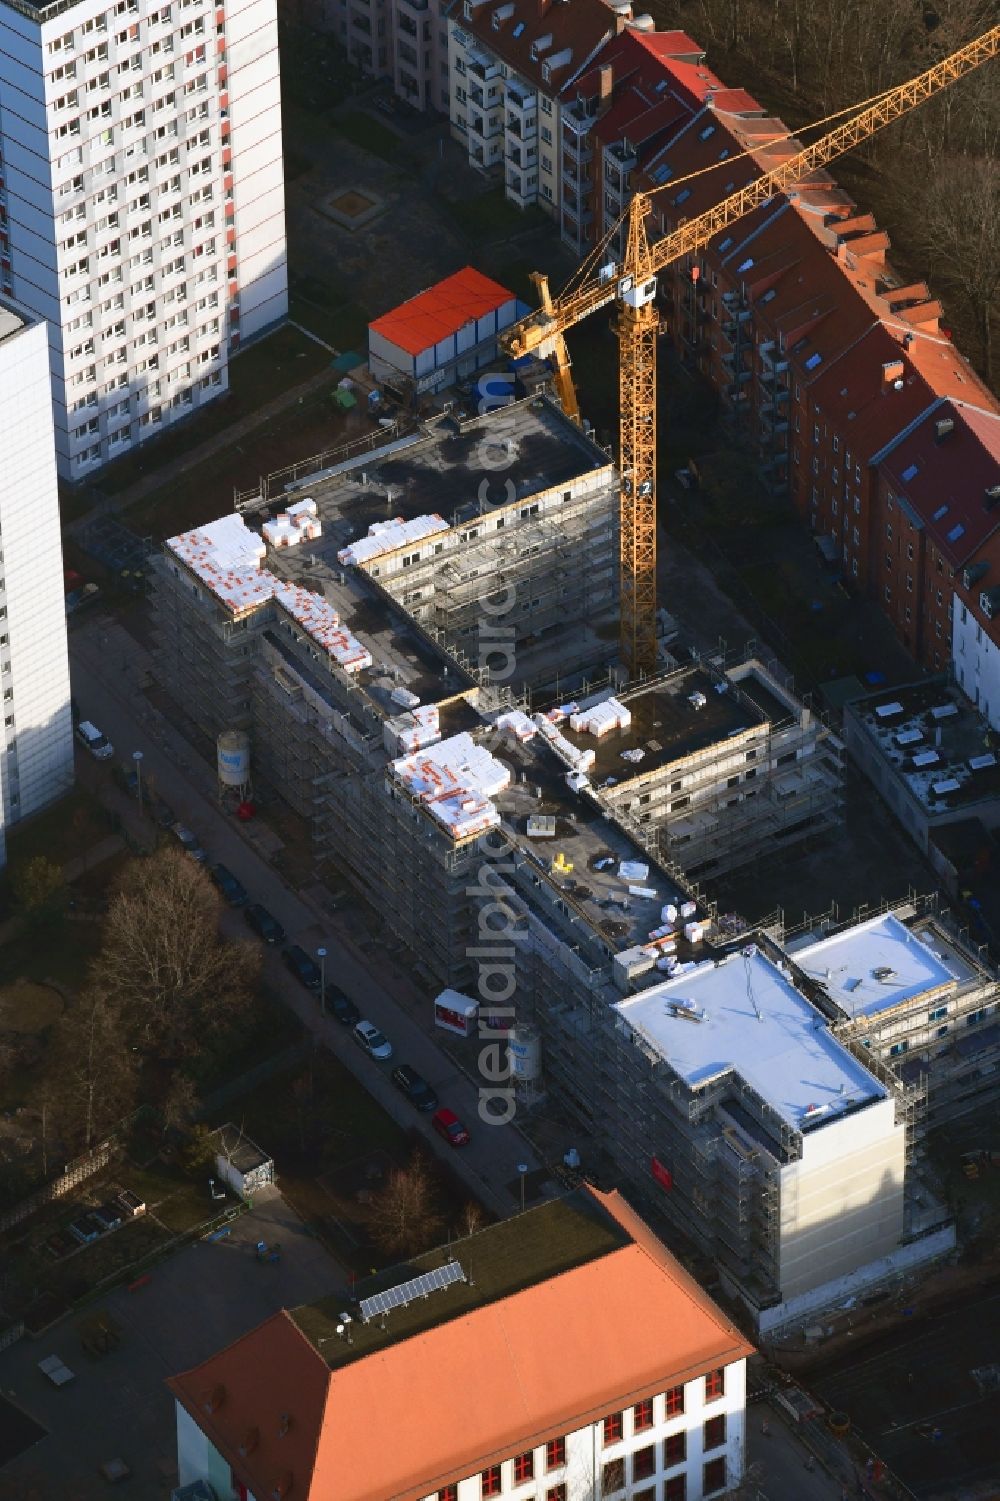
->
(503, 23), (999, 679)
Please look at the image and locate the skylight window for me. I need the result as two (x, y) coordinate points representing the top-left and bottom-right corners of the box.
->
(654, 78), (668, 94)
(790, 336), (808, 354)
(804, 352), (823, 370)
(932, 504), (949, 520)
(947, 523), (965, 542)
(902, 463), (919, 483)
(675, 187), (691, 204)
(699, 124), (716, 140)
(760, 288), (776, 304)
(718, 235), (733, 252)
(737, 257), (753, 272)
(719, 149), (729, 160)
(651, 163), (673, 183)
(512, 20), (524, 35)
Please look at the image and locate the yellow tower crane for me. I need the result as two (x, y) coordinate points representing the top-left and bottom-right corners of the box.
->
(503, 25), (1000, 679)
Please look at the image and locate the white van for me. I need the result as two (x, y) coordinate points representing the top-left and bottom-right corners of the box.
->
(75, 720), (114, 760)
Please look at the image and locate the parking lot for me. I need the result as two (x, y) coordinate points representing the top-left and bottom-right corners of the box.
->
(0, 1190), (344, 1501)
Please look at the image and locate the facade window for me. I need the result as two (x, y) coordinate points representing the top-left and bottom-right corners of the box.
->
(665, 1431), (686, 1465)
(666, 1478), (686, 1501)
(546, 1489), (567, 1501)
(633, 1398), (654, 1433)
(513, 1452), (534, 1484)
(603, 1412), (623, 1445)
(633, 1444), (657, 1481)
(545, 1438), (566, 1471)
(438, 1490), (457, 1501)
(481, 1466), (502, 1498)
(664, 1386), (684, 1417)
(704, 1457), (727, 1495)
(704, 1414), (726, 1450)
(704, 1368), (725, 1401)
(602, 1459), (625, 1495)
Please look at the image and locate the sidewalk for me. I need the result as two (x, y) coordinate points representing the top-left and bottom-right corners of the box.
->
(69, 615), (545, 1218)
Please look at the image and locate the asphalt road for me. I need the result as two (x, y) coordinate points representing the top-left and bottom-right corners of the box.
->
(69, 616), (543, 1218)
(808, 1287), (1000, 1497)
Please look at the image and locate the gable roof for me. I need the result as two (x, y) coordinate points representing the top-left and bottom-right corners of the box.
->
(465, 0), (615, 96)
(369, 267), (514, 357)
(877, 401), (1000, 566)
(168, 1188), (753, 1501)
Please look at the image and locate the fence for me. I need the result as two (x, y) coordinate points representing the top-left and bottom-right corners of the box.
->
(233, 419), (407, 509)
(0, 1141), (117, 1235)
(0, 1106), (151, 1236)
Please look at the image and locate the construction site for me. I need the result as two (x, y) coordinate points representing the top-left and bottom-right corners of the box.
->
(146, 386), (999, 1332)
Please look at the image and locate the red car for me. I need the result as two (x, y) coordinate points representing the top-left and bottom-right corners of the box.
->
(432, 1107), (470, 1148)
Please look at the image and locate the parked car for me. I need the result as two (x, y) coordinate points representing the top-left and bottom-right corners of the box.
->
(282, 944), (321, 989)
(150, 794), (176, 829)
(112, 762), (149, 802)
(172, 824), (207, 862)
(75, 720), (113, 760)
(326, 987), (360, 1026)
(210, 863), (248, 907)
(244, 904), (285, 945)
(391, 1064), (438, 1112)
(353, 1019), (393, 1061)
(431, 1107), (470, 1148)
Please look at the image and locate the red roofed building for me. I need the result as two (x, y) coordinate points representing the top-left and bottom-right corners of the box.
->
(368, 267), (522, 393)
(169, 1187), (753, 1501)
(873, 402), (1000, 697)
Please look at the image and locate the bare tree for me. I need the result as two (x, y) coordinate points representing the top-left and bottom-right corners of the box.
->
(91, 848), (259, 1056)
(907, 155), (1000, 383)
(458, 1200), (487, 1238)
(52, 989), (138, 1150)
(368, 1153), (444, 1257)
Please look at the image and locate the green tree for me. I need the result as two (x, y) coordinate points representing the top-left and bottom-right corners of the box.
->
(180, 1123), (217, 1175)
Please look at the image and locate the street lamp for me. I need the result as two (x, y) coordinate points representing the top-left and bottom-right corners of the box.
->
(132, 749), (144, 808)
(317, 947), (327, 1015)
(517, 1162), (528, 1213)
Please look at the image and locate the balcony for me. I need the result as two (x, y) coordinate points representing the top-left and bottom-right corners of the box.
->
(505, 143), (536, 170)
(468, 113), (502, 143)
(562, 158), (592, 191)
(506, 79), (536, 111)
(562, 138), (593, 167)
(606, 139), (637, 169)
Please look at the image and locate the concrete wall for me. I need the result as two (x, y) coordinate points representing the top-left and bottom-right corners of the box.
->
(777, 1097), (906, 1301)
(0, 308), (74, 863)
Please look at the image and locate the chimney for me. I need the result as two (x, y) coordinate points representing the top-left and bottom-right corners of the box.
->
(881, 359), (905, 392)
(934, 417), (954, 444)
(537, 0), (551, 16)
(598, 62), (613, 104)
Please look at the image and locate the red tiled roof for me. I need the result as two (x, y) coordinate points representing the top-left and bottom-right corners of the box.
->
(369, 267), (514, 358)
(167, 1188), (753, 1501)
(807, 323), (937, 460)
(466, 0), (615, 96)
(878, 401), (1000, 566)
(709, 88), (763, 114)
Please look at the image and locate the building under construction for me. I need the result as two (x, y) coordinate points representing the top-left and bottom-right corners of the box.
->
(149, 396), (974, 1332)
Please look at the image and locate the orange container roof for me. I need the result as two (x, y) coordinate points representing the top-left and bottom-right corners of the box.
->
(369, 266), (515, 358)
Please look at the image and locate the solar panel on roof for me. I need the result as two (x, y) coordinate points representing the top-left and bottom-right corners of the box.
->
(359, 1259), (467, 1324)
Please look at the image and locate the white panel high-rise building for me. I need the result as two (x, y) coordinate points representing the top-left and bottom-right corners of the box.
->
(0, 295), (74, 862)
(0, 0), (287, 479)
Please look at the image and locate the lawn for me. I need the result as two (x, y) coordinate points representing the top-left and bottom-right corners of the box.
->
(332, 110), (409, 163)
(440, 185), (549, 244)
(289, 272), (370, 355)
(95, 325), (334, 498)
(4, 788), (108, 875)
